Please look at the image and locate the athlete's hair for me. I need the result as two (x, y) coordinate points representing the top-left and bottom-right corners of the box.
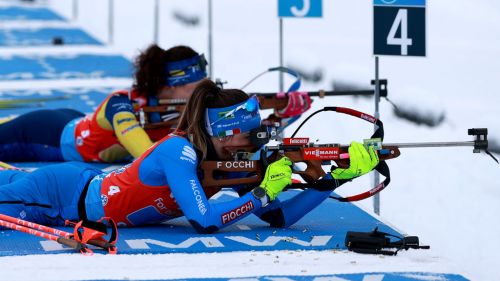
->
(133, 44), (199, 97)
(176, 79), (249, 160)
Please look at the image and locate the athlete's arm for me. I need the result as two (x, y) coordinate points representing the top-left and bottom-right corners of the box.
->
(254, 174), (348, 228)
(103, 95), (153, 158)
(253, 188), (332, 228)
(152, 137), (264, 234)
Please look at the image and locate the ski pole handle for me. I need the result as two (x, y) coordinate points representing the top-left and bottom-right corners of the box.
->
(56, 237), (91, 254)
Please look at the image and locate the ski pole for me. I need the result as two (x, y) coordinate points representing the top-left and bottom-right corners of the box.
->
(0, 213), (72, 238)
(0, 218), (92, 255)
(0, 214), (115, 249)
(0, 214), (116, 253)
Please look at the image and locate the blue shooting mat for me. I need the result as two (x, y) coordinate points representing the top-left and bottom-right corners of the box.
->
(0, 183), (471, 279)
(0, 53), (132, 81)
(1, 176), (467, 281)
(0, 6), (65, 21)
(0, 87), (116, 116)
(0, 27), (102, 46)
(0, 189), (401, 256)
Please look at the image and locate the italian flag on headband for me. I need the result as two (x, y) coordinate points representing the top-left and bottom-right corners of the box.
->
(217, 128), (241, 137)
(205, 96), (261, 137)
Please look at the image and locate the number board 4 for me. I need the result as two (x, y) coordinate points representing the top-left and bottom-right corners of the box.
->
(373, 0), (426, 56)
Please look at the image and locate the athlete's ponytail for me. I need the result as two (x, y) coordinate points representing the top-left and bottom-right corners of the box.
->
(134, 44), (199, 97)
(177, 80), (248, 159)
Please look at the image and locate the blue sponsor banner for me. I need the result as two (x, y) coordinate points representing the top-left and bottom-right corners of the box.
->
(0, 54), (132, 81)
(185, 273), (469, 281)
(0, 7), (65, 21)
(373, 0), (426, 7)
(278, 0), (323, 18)
(0, 28), (102, 47)
(80, 273), (469, 281)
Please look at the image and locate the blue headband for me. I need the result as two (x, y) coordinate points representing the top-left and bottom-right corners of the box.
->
(205, 96), (261, 137)
(165, 54), (207, 86)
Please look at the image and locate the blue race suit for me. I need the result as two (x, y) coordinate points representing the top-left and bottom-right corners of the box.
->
(0, 134), (332, 233)
(0, 162), (100, 226)
(0, 89), (172, 163)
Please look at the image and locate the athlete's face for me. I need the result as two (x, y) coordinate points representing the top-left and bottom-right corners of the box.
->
(212, 133), (253, 160)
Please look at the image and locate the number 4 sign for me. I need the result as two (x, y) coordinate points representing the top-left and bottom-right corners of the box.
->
(373, 0), (426, 56)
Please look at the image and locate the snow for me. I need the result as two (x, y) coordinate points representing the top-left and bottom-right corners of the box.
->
(0, 251), (464, 281)
(1, 0), (500, 280)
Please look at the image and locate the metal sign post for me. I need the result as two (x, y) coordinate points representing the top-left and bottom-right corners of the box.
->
(153, 0), (159, 43)
(373, 56), (381, 215)
(72, 0), (78, 21)
(372, 0), (426, 215)
(108, 0), (114, 45)
(277, 0), (323, 91)
(208, 0), (213, 79)
(279, 19), (284, 92)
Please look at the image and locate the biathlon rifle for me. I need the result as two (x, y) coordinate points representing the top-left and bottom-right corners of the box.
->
(136, 66), (386, 130)
(136, 81), (387, 130)
(0, 95), (71, 110)
(199, 107), (498, 202)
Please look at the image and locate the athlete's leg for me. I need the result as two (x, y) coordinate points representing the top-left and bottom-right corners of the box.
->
(0, 109), (84, 161)
(0, 162), (100, 226)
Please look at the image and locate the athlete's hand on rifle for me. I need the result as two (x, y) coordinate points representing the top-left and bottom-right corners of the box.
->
(331, 142), (379, 180)
(259, 157), (293, 200)
(275, 91), (312, 118)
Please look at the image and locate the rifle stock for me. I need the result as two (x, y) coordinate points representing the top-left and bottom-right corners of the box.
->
(200, 144), (401, 189)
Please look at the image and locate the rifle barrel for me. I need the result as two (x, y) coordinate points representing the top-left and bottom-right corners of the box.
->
(252, 90), (375, 97)
(268, 141), (477, 150)
(381, 141), (476, 148)
(157, 89), (379, 105)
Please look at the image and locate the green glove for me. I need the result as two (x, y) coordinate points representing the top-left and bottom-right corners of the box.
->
(331, 141), (379, 180)
(260, 157), (293, 201)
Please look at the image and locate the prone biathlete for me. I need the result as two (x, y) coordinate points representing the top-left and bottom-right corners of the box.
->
(0, 44), (207, 163)
(0, 80), (378, 232)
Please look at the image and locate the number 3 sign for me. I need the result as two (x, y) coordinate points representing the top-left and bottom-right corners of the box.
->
(278, 0), (323, 18)
(373, 0), (426, 56)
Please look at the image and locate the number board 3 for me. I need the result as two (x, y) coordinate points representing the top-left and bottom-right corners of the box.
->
(278, 0), (323, 18)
